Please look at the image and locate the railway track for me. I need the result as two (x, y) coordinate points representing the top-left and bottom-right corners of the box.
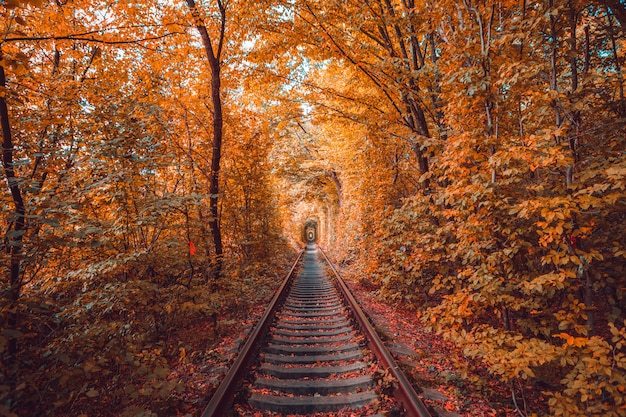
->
(202, 244), (432, 417)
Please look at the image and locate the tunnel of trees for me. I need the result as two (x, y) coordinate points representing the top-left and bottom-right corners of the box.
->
(0, 0), (625, 416)
(303, 219), (318, 243)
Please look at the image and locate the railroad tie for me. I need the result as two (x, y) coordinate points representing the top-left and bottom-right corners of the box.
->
(248, 246), (378, 415)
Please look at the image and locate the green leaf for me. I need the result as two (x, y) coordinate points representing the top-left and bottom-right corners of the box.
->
(1, 329), (23, 339)
(6, 229), (26, 238)
(42, 218), (61, 228)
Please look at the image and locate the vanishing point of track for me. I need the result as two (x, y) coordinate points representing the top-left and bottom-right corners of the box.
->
(201, 244), (432, 417)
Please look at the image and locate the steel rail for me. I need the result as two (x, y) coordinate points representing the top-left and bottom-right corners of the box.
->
(318, 246), (433, 417)
(200, 248), (305, 417)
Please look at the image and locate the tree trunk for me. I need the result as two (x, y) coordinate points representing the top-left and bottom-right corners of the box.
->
(606, 3), (626, 116)
(329, 170), (342, 207)
(0, 62), (26, 358)
(568, 2), (595, 333)
(185, 0), (225, 281)
(208, 57), (224, 280)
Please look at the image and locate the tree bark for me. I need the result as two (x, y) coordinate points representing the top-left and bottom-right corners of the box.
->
(329, 170), (342, 207)
(208, 56), (224, 280)
(566, 1), (578, 166)
(606, 3), (626, 116)
(378, 0), (432, 173)
(0, 61), (26, 357)
(549, 0), (563, 146)
(185, 0), (225, 281)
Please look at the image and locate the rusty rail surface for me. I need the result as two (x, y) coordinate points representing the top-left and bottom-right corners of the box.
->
(318, 247), (433, 417)
(200, 248), (304, 417)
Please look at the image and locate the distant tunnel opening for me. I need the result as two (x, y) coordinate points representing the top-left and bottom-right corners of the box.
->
(303, 219), (318, 243)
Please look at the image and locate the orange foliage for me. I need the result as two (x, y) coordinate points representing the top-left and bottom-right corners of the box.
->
(0, 0), (625, 416)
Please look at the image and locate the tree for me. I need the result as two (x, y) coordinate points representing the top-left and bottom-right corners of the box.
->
(185, 0), (226, 281)
(270, 1), (626, 415)
(0, 0), (624, 415)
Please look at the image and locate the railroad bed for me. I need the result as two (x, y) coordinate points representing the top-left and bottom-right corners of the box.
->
(202, 244), (432, 417)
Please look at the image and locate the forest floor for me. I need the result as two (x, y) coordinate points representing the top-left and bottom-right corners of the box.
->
(339, 271), (549, 417)
(168, 261), (549, 417)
